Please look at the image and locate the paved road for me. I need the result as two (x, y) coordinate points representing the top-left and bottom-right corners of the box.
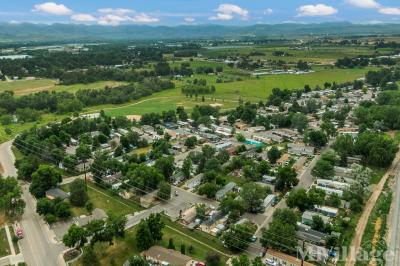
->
(386, 156), (400, 266)
(0, 141), (66, 266)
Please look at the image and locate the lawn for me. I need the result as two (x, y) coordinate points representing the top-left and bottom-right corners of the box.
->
(0, 227), (11, 257)
(73, 218), (229, 266)
(61, 182), (143, 217)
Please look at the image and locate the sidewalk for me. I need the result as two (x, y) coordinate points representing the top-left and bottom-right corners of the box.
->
(0, 225), (24, 266)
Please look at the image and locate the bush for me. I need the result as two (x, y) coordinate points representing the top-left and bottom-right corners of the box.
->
(44, 214), (57, 224)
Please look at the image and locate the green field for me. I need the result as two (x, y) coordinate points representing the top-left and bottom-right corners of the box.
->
(61, 183), (142, 217)
(98, 66), (370, 116)
(202, 45), (378, 64)
(0, 79), (127, 96)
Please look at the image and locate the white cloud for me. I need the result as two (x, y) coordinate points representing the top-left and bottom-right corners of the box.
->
(184, 17), (195, 23)
(131, 13), (159, 23)
(264, 8), (273, 15)
(98, 8), (135, 15)
(71, 13), (96, 22)
(345, 0), (381, 9)
(33, 2), (72, 15)
(209, 4), (249, 21)
(379, 7), (400, 15)
(297, 4), (338, 17)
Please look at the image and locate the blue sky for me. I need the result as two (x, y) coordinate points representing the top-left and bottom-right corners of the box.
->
(1, 0), (400, 25)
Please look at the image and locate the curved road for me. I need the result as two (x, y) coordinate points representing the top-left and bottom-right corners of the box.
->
(0, 140), (66, 266)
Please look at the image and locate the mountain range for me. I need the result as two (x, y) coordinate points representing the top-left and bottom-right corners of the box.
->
(1, 22), (400, 42)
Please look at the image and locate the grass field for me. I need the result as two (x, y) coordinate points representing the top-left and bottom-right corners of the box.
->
(202, 45), (378, 64)
(61, 183), (142, 217)
(0, 227), (10, 257)
(0, 79), (127, 96)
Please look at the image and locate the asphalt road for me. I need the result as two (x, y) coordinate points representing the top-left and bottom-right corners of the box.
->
(386, 161), (400, 266)
(0, 141), (66, 266)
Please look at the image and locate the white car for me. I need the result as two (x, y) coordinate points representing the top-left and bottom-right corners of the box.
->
(265, 259), (277, 266)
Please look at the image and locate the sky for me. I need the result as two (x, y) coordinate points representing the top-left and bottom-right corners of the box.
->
(1, 0), (400, 26)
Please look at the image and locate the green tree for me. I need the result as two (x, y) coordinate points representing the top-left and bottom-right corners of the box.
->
(275, 166), (298, 192)
(268, 146), (281, 164)
(30, 165), (62, 198)
(147, 213), (165, 242)
(291, 113), (308, 133)
(223, 223), (254, 251)
(81, 247), (99, 266)
(205, 252), (221, 266)
(232, 255), (251, 266)
(286, 189), (311, 212)
(157, 182), (171, 200)
(69, 179), (88, 207)
(128, 255), (149, 266)
(62, 224), (87, 249)
(154, 156), (175, 180)
(168, 238), (175, 249)
(182, 157), (192, 178)
(136, 220), (154, 251)
(240, 183), (269, 213)
(312, 159), (334, 179)
(184, 136), (197, 149)
(0, 177), (25, 218)
(198, 182), (219, 198)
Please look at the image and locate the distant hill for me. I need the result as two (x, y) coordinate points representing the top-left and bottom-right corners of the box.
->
(0, 22), (400, 42)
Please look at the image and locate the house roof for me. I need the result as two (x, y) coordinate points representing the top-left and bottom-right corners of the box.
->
(46, 188), (69, 200)
(141, 246), (192, 266)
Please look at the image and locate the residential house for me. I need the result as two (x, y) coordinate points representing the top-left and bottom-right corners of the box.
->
(301, 211), (330, 226)
(216, 182), (237, 200)
(264, 249), (314, 266)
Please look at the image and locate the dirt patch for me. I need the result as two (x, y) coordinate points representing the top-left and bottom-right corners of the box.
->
(0, 213), (5, 227)
(368, 218), (382, 266)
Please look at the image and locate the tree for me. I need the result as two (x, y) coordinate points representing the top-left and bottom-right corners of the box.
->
(240, 183), (269, 213)
(147, 213), (165, 242)
(184, 136), (197, 149)
(232, 255), (251, 266)
(128, 256), (149, 266)
(291, 113), (308, 133)
(268, 146), (281, 164)
(305, 130), (327, 148)
(136, 220), (154, 251)
(30, 165), (62, 198)
(62, 224), (87, 249)
(69, 179), (88, 207)
(168, 238), (175, 249)
(180, 243), (186, 254)
(195, 203), (207, 220)
(275, 166), (298, 192)
(198, 183), (219, 199)
(36, 198), (54, 216)
(0, 177), (25, 218)
(107, 213), (128, 238)
(223, 222), (254, 251)
(157, 182), (171, 200)
(76, 144), (92, 162)
(312, 159), (334, 179)
(311, 215), (325, 232)
(154, 156), (175, 180)
(286, 189), (311, 212)
(81, 247), (99, 266)
(182, 157), (192, 178)
(260, 209), (298, 253)
(236, 133), (246, 142)
(205, 252), (221, 266)
(326, 193), (341, 208)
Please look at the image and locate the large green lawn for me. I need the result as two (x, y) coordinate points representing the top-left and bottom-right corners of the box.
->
(62, 182), (142, 217)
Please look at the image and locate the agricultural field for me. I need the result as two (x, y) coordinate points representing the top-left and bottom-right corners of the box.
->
(0, 79), (127, 96)
(202, 45), (379, 64)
